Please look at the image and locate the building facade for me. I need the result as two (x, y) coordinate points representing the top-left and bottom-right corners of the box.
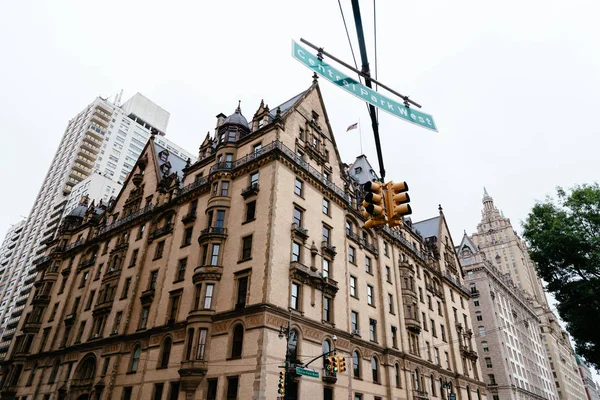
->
(0, 82), (487, 400)
(576, 356), (600, 400)
(0, 221), (27, 339)
(0, 93), (195, 359)
(62, 173), (123, 218)
(466, 191), (587, 400)
(457, 235), (557, 400)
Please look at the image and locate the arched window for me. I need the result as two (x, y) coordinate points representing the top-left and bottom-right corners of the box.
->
(352, 351), (360, 378)
(440, 378), (446, 400)
(467, 386), (472, 400)
(346, 220), (353, 235)
(288, 329), (299, 363)
(130, 345), (141, 373)
(431, 374), (436, 396)
(372, 357), (379, 383)
(322, 340), (331, 368)
(395, 363), (401, 387)
(80, 358), (95, 380)
(159, 337), (172, 368)
(413, 368), (420, 390)
(48, 360), (60, 384)
(231, 325), (244, 359)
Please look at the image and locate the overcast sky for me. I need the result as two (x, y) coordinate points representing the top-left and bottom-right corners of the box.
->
(0, 0), (598, 371)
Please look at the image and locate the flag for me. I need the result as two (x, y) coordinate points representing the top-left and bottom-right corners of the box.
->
(346, 122), (358, 132)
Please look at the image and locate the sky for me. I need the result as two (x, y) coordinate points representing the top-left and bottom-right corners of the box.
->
(0, 0), (599, 373)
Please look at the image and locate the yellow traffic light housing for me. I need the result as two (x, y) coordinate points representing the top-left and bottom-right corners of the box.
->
(324, 356), (333, 372)
(331, 355), (339, 373)
(278, 371), (285, 395)
(338, 356), (346, 373)
(385, 181), (411, 227)
(362, 181), (387, 229)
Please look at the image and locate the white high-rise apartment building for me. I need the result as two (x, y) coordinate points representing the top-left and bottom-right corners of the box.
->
(0, 221), (27, 337)
(0, 93), (195, 358)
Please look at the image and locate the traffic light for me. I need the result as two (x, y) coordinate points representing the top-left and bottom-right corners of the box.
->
(385, 181), (411, 227)
(362, 181), (387, 229)
(324, 356), (333, 372)
(337, 356), (346, 373)
(331, 355), (339, 373)
(278, 371), (285, 396)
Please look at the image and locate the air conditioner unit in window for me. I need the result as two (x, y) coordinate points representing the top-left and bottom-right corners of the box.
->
(353, 329), (360, 336)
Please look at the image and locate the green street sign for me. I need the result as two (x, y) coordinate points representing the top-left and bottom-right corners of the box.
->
(296, 367), (319, 378)
(292, 40), (437, 132)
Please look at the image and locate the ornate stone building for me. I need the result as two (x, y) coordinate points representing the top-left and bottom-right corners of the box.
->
(0, 81), (486, 400)
(465, 190), (587, 400)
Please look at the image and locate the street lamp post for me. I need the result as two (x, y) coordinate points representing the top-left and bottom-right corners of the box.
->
(442, 379), (453, 400)
(278, 321), (292, 400)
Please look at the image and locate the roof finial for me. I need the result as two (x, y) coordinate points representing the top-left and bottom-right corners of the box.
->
(483, 186), (489, 197)
(438, 204), (443, 214)
(236, 100), (241, 113)
(312, 72), (319, 84)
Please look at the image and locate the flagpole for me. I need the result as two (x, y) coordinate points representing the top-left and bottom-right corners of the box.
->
(358, 118), (363, 155)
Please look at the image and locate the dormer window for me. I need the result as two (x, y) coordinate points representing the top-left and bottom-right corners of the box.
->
(354, 167), (362, 174)
(158, 150), (169, 162)
(258, 119), (264, 128)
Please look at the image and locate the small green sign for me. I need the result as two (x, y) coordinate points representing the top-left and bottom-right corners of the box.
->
(296, 367), (319, 378)
(292, 40), (437, 132)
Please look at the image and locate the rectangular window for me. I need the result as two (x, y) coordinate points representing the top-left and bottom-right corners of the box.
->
(367, 285), (374, 306)
(351, 311), (359, 332)
(121, 277), (132, 299)
(153, 383), (164, 400)
(485, 357), (493, 368)
(49, 303), (59, 322)
(75, 321), (86, 343)
(85, 290), (96, 310)
(294, 178), (303, 196)
(385, 266), (391, 282)
(112, 311), (122, 335)
(322, 258), (330, 278)
(437, 301), (442, 316)
(350, 276), (357, 297)
(168, 294), (181, 321)
(369, 319), (377, 342)
(322, 198), (330, 215)
(365, 256), (372, 273)
(182, 227), (193, 246)
(431, 320), (437, 337)
(422, 313), (428, 330)
(204, 284), (214, 310)
(435, 348), (440, 365)
(445, 351), (450, 369)
(206, 378), (218, 400)
(80, 271), (89, 288)
(241, 235), (253, 260)
(176, 258), (187, 282)
(323, 296), (331, 322)
(322, 225), (331, 245)
(388, 294), (394, 314)
(293, 207), (303, 227)
(250, 172), (259, 187)
(154, 241), (165, 259)
(349, 246), (356, 264)
(122, 387), (133, 400)
(291, 283), (300, 310)
(391, 326), (398, 348)
(149, 271), (158, 290)
(168, 382), (180, 400)
(226, 376), (239, 400)
(129, 249), (138, 267)
(197, 328), (208, 360)
(441, 324), (446, 342)
(210, 244), (220, 265)
(194, 284), (202, 310)
(139, 307), (149, 329)
(292, 241), (301, 262)
(245, 200), (256, 221)
(427, 295), (432, 310)
(215, 210), (225, 229)
(236, 276), (248, 309)
(220, 181), (229, 196)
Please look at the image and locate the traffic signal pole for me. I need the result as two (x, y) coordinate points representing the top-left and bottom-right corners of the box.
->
(350, 0), (385, 182)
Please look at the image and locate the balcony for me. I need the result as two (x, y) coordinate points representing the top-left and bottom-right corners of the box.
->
(32, 293), (51, 305)
(181, 211), (197, 224)
(179, 360), (208, 392)
(289, 261), (338, 297)
(209, 161), (233, 174)
(148, 223), (174, 242)
(346, 229), (361, 245)
(22, 319), (42, 333)
(413, 390), (429, 400)
(93, 301), (113, 316)
(78, 257), (97, 270)
(198, 227), (227, 243)
(80, 141), (100, 154)
(140, 288), (155, 304)
(193, 265), (223, 283)
(321, 241), (337, 257)
(362, 239), (378, 256)
(405, 316), (421, 334)
(426, 283), (444, 298)
(98, 204), (153, 236)
(241, 183), (259, 199)
(443, 271), (472, 297)
(291, 223), (309, 241)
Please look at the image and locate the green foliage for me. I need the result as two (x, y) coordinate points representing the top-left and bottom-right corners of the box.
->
(523, 183), (600, 369)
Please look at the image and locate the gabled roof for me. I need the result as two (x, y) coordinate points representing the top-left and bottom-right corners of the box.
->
(457, 232), (478, 254)
(154, 140), (189, 179)
(413, 216), (440, 239)
(348, 155), (379, 185)
(268, 89), (309, 121)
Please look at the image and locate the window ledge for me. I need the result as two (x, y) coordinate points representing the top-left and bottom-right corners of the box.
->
(242, 218), (256, 225)
(152, 257), (163, 261)
(368, 303), (376, 309)
(226, 356), (242, 361)
(180, 243), (191, 249)
(237, 257), (252, 264)
(173, 279), (184, 284)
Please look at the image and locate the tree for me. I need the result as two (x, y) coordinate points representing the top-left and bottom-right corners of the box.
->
(523, 183), (600, 369)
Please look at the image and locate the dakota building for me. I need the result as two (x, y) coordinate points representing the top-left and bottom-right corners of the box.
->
(0, 81), (487, 399)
